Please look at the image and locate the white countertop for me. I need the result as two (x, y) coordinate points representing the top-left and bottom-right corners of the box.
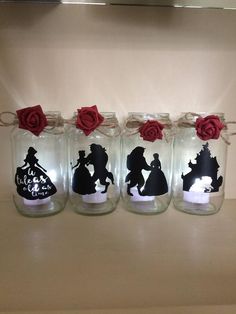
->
(1, 199), (236, 313)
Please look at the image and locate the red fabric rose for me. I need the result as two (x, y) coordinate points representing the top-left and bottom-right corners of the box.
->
(76, 105), (104, 136)
(139, 120), (164, 142)
(16, 105), (48, 136)
(195, 115), (225, 141)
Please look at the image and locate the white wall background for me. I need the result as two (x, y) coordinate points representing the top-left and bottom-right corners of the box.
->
(0, 3), (236, 199)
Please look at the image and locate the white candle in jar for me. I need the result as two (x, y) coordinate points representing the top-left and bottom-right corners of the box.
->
(183, 176), (212, 204)
(82, 188), (107, 204)
(23, 179), (53, 206)
(24, 197), (51, 206)
(130, 187), (155, 202)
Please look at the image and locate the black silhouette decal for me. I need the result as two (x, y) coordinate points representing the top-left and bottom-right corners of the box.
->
(125, 147), (151, 196)
(15, 147), (57, 200)
(181, 142), (223, 192)
(142, 153), (168, 196)
(125, 147), (168, 197)
(72, 150), (96, 195)
(71, 144), (114, 195)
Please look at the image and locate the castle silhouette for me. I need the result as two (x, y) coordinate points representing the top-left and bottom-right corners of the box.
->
(181, 143), (223, 193)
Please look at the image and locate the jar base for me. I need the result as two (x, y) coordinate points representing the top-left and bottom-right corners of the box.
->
(173, 198), (221, 215)
(14, 197), (66, 217)
(122, 196), (170, 215)
(70, 198), (118, 216)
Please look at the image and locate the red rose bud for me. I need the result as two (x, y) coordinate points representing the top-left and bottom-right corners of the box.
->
(16, 105), (48, 136)
(76, 105), (104, 136)
(195, 115), (225, 141)
(139, 120), (164, 142)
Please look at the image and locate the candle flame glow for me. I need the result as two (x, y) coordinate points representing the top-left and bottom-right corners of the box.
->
(189, 176), (213, 193)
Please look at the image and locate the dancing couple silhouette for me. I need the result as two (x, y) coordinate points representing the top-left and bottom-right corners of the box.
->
(125, 146), (168, 197)
(71, 144), (114, 195)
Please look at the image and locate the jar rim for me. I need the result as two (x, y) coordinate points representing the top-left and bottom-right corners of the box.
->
(127, 113), (171, 124)
(72, 111), (117, 117)
(128, 112), (169, 115)
(179, 112), (225, 122)
(180, 112), (224, 117)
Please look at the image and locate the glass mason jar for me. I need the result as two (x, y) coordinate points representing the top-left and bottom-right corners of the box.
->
(67, 112), (120, 215)
(121, 113), (173, 214)
(11, 111), (68, 217)
(172, 112), (228, 215)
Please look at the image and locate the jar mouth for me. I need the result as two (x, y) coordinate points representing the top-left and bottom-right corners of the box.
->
(45, 111), (61, 114)
(128, 111), (169, 115)
(128, 112), (170, 120)
(101, 112), (117, 118)
(45, 111), (62, 118)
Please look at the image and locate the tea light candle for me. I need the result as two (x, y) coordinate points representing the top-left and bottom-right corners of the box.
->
(22, 176), (54, 206)
(82, 188), (107, 204)
(130, 187), (155, 202)
(24, 197), (51, 206)
(183, 176), (212, 204)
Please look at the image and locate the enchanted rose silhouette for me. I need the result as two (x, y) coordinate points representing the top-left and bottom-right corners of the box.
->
(15, 147), (57, 200)
(125, 147), (168, 197)
(181, 142), (223, 192)
(71, 144), (114, 195)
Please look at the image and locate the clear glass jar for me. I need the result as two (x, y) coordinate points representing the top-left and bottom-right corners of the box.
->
(172, 113), (228, 215)
(67, 112), (120, 215)
(11, 112), (68, 217)
(121, 113), (173, 214)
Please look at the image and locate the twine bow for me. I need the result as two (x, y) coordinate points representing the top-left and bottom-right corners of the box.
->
(124, 114), (173, 142)
(98, 116), (121, 137)
(0, 111), (64, 134)
(176, 112), (234, 145)
(0, 111), (121, 137)
(66, 115), (121, 137)
(0, 111), (18, 127)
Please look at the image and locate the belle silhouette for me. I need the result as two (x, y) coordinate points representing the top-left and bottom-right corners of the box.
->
(142, 153), (168, 196)
(15, 147), (57, 200)
(125, 146), (151, 196)
(71, 150), (96, 195)
(86, 144), (114, 193)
